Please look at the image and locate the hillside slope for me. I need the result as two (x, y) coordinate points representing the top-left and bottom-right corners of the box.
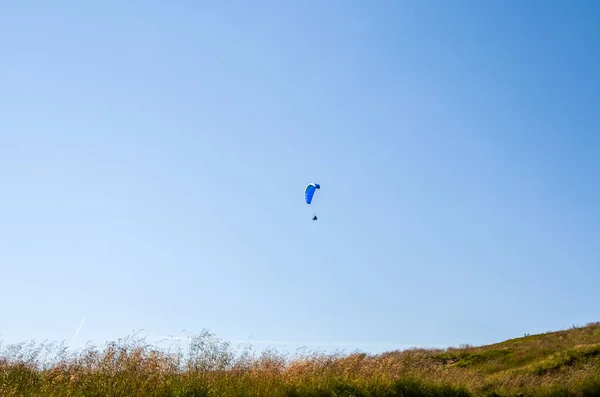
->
(436, 322), (600, 374)
(423, 322), (600, 395)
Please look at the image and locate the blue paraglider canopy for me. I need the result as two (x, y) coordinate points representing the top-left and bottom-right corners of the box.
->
(305, 183), (320, 204)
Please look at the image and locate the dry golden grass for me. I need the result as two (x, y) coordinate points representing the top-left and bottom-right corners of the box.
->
(1, 323), (599, 396)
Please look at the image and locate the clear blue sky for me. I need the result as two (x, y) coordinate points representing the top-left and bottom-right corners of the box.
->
(1, 0), (599, 354)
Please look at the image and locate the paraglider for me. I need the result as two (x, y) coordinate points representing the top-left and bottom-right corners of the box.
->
(305, 183), (320, 220)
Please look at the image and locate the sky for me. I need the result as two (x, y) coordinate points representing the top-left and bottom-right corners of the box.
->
(1, 0), (599, 355)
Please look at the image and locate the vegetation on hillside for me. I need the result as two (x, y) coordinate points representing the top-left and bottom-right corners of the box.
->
(1, 323), (600, 396)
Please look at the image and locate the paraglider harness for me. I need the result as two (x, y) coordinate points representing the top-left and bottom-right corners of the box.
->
(312, 215), (318, 221)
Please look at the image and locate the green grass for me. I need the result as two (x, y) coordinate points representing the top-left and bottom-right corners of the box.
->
(1, 323), (600, 396)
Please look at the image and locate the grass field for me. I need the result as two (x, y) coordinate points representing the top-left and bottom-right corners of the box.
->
(1, 323), (600, 396)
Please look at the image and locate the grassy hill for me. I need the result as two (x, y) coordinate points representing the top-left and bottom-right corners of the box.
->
(1, 323), (599, 396)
